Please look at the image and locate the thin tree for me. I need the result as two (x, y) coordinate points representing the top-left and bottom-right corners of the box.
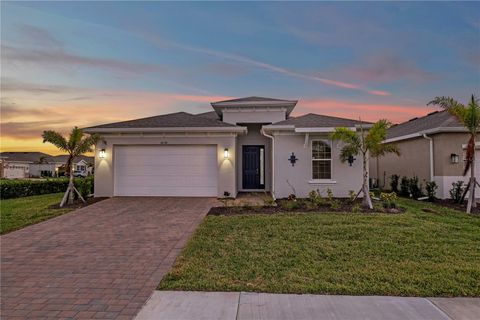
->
(428, 95), (480, 213)
(330, 120), (400, 209)
(42, 127), (101, 207)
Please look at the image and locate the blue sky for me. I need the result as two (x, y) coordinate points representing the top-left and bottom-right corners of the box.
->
(1, 1), (479, 152)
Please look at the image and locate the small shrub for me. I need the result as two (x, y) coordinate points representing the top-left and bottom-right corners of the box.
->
(409, 176), (423, 199)
(330, 199), (340, 210)
(380, 192), (398, 209)
(450, 181), (465, 203)
(281, 200), (299, 211)
(390, 174), (399, 193)
(352, 203), (361, 213)
(425, 181), (438, 202)
(348, 190), (356, 202)
(400, 176), (410, 197)
(308, 189), (324, 207)
(287, 194), (297, 201)
(326, 188), (334, 202)
(74, 176), (94, 199)
(0, 178), (68, 199)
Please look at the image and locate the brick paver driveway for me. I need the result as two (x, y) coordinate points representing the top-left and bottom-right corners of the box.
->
(1, 197), (217, 320)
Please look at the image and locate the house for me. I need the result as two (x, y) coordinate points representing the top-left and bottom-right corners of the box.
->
(0, 152), (94, 178)
(84, 97), (366, 199)
(370, 110), (480, 199)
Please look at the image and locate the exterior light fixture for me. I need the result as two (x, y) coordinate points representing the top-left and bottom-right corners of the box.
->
(99, 149), (106, 159)
(450, 153), (459, 164)
(224, 148), (229, 159)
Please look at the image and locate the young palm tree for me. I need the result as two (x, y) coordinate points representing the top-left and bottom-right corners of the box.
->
(428, 95), (480, 213)
(330, 120), (400, 209)
(42, 127), (101, 207)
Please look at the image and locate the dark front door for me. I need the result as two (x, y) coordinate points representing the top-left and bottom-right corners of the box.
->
(242, 145), (265, 189)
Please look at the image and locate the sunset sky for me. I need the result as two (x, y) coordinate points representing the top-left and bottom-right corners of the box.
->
(1, 2), (479, 154)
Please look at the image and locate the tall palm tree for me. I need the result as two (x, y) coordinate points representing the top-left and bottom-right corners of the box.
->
(42, 127), (101, 207)
(428, 95), (480, 213)
(330, 120), (400, 209)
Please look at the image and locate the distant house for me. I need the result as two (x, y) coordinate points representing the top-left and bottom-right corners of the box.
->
(0, 152), (94, 179)
(370, 110), (480, 199)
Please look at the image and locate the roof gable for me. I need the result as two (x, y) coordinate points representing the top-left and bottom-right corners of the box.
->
(211, 96), (298, 116)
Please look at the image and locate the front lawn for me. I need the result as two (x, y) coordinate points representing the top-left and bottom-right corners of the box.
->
(159, 198), (480, 297)
(0, 193), (73, 234)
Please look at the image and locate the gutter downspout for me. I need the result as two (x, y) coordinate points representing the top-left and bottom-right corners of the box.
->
(261, 128), (276, 200)
(422, 134), (434, 181)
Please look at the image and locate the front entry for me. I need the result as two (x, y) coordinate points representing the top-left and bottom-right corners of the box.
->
(242, 145), (265, 189)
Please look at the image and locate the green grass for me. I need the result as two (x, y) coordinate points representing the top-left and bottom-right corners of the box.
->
(0, 193), (73, 234)
(159, 198), (480, 297)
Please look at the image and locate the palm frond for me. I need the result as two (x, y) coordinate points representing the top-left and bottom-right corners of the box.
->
(339, 144), (359, 163)
(371, 143), (400, 158)
(365, 119), (391, 151)
(74, 134), (102, 156)
(68, 127), (83, 150)
(42, 130), (69, 152)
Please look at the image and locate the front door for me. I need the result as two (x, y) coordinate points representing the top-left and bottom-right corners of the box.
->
(242, 145), (265, 189)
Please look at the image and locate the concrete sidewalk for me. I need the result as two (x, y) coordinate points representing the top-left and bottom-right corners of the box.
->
(135, 291), (480, 320)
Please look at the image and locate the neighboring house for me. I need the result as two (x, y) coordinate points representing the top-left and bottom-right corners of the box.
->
(0, 152), (93, 178)
(370, 110), (480, 199)
(84, 96), (366, 199)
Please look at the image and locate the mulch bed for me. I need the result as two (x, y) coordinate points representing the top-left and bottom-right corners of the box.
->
(427, 198), (480, 214)
(49, 197), (107, 210)
(208, 198), (405, 216)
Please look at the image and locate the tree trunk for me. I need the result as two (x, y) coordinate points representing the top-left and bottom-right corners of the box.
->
(467, 136), (476, 213)
(60, 156), (75, 208)
(362, 152), (373, 209)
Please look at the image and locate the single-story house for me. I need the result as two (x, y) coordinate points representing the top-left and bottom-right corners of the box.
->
(84, 96), (366, 199)
(0, 152), (94, 178)
(370, 110), (480, 199)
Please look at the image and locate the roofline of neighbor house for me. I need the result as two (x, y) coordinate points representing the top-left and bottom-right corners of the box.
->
(384, 127), (468, 143)
(83, 126), (247, 133)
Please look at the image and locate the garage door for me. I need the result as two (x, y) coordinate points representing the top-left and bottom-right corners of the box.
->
(114, 145), (218, 196)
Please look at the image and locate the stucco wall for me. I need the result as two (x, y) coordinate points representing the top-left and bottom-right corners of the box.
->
(223, 110), (286, 125)
(370, 138), (429, 189)
(273, 133), (364, 198)
(236, 124), (272, 191)
(94, 134), (237, 198)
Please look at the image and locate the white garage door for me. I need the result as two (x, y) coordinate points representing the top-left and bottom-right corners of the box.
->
(114, 145), (218, 197)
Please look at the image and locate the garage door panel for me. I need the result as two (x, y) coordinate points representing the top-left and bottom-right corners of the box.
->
(114, 145), (218, 197)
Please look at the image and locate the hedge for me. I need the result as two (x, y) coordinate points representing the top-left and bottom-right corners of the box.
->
(0, 176), (94, 200)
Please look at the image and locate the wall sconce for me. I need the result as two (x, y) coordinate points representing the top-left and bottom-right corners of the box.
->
(224, 148), (229, 159)
(450, 153), (459, 164)
(99, 149), (106, 159)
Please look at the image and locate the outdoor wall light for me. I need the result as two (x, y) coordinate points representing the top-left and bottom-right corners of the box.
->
(99, 149), (106, 159)
(450, 153), (459, 164)
(224, 148), (229, 159)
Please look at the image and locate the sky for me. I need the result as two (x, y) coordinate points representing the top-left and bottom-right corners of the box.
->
(1, 1), (479, 154)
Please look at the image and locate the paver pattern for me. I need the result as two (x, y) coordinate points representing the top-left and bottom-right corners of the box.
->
(1, 197), (216, 320)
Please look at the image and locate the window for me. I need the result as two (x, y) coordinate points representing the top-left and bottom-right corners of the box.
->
(312, 141), (331, 180)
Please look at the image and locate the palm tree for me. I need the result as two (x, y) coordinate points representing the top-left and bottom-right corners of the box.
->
(428, 95), (480, 213)
(330, 120), (400, 209)
(42, 127), (101, 207)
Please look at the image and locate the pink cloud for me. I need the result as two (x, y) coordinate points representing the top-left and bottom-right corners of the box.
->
(295, 98), (436, 123)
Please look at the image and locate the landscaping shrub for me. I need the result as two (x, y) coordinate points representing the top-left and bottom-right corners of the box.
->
(450, 181), (465, 203)
(400, 176), (410, 196)
(380, 192), (398, 209)
(425, 181), (438, 202)
(408, 176), (423, 199)
(390, 174), (399, 193)
(0, 177), (94, 200)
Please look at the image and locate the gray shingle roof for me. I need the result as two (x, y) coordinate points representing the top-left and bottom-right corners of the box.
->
(387, 110), (462, 139)
(196, 111), (220, 120)
(272, 113), (369, 128)
(0, 152), (93, 164)
(85, 112), (235, 129)
(0, 152), (51, 163)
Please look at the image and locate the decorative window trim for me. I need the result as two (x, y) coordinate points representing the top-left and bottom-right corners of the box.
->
(311, 139), (332, 180)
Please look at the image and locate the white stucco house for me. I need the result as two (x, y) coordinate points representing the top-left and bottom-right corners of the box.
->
(84, 97), (366, 199)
